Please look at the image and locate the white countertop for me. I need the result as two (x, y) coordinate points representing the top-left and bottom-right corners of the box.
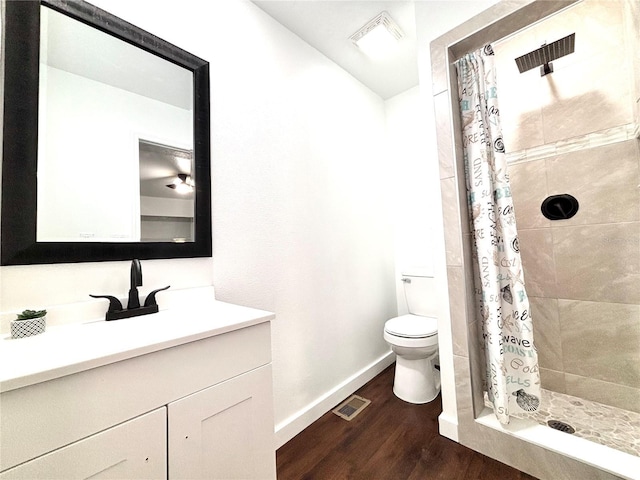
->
(0, 290), (274, 393)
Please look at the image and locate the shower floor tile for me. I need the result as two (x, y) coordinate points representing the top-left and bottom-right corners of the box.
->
(512, 389), (640, 457)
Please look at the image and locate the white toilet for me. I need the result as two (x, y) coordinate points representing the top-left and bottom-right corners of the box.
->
(384, 271), (440, 404)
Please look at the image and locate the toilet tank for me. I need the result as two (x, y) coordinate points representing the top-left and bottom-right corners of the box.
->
(401, 269), (437, 317)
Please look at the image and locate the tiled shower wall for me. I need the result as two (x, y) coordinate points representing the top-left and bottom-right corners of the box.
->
(493, 0), (640, 413)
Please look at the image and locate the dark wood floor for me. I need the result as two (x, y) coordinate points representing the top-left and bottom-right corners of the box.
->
(277, 365), (537, 480)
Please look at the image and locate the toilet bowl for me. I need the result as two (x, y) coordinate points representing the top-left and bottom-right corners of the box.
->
(384, 272), (440, 404)
(384, 314), (440, 403)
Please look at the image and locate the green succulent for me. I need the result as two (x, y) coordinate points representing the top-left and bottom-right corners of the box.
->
(16, 309), (47, 321)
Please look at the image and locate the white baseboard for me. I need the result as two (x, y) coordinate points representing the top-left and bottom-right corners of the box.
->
(275, 351), (395, 449)
(438, 412), (459, 442)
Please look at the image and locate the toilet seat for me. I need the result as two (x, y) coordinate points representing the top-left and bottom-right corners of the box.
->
(384, 314), (437, 338)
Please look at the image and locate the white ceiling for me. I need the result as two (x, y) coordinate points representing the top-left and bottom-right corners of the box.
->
(252, 1), (419, 99)
(42, 4), (193, 110)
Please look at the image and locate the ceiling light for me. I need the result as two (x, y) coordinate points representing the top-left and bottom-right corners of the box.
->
(166, 173), (194, 194)
(349, 12), (403, 59)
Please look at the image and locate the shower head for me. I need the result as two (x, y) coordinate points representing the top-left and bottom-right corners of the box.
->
(515, 33), (575, 76)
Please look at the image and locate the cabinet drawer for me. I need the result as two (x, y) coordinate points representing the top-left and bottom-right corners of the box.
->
(0, 408), (166, 480)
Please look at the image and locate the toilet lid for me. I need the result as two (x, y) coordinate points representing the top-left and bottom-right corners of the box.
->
(385, 314), (437, 338)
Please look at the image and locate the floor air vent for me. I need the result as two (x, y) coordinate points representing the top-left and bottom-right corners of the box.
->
(332, 395), (371, 421)
(547, 420), (576, 434)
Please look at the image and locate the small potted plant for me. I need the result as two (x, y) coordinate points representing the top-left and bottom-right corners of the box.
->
(11, 309), (47, 339)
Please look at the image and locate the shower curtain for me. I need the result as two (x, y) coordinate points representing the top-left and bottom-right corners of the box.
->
(455, 45), (540, 424)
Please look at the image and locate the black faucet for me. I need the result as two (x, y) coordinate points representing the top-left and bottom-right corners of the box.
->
(128, 259), (142, 309)
(90, 259), (170, 321)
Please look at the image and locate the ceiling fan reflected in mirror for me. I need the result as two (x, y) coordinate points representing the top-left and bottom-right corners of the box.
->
(166, 173), (194, 194)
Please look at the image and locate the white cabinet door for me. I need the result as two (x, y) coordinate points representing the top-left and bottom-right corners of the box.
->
(168, 365), (276, 480)
(0, 408), (166, 480)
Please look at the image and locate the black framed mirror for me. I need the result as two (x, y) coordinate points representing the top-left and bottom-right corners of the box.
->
(1, 0), (211, 265)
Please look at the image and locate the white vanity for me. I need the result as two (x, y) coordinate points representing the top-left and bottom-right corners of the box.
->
(0, 290), (276, 479)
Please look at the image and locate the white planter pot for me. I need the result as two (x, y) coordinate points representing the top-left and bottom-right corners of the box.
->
(11, 316), (46, 339)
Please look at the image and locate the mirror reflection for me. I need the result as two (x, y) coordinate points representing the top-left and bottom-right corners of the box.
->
(36, 5), (195, 243)
(139, 140), (194, 243)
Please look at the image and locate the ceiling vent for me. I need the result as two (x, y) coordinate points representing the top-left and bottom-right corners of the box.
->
(349, 12), (403, 59)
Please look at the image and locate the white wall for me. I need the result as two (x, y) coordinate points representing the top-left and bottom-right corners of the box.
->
(385, 85), (436, 314)
(200, 1), (399, 444)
